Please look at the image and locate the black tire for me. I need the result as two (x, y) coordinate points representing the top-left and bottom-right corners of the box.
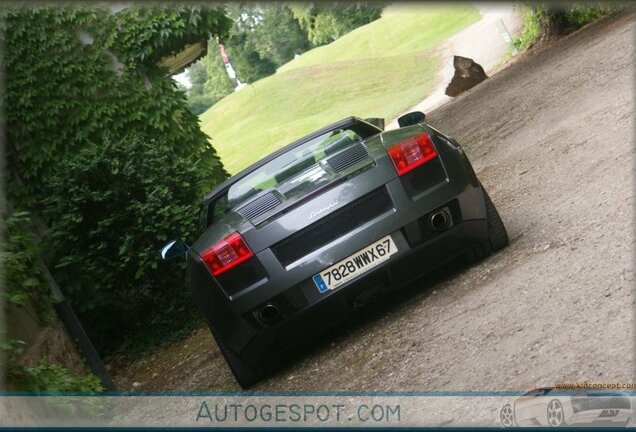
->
(464, 186), (508, 264)
(483, 186), (509, 252)
(213, 332), (260, 388)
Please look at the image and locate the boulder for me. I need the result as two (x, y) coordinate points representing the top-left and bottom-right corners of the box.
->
(445, 56), (488, 97)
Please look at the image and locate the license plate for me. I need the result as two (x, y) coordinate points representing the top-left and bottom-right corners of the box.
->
(313, 235), (398, 293)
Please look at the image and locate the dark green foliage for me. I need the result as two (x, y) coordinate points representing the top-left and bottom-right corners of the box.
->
(1, 325), (103, 393)
(6, 7), (230, 200)
(186, 52), (235, 114)
(0, 212), (82, 392)
(4, 5), (232, 358)
(514, 2), (613, 49)
(107, 6), (233, 70)
(250, 5), (310, 66)
(291, 2), (384, 46)
(1, 212), (52, 322)
(9, 363), (103, 392)
(564, 3), (612, 27)
(42, 134), (204, 353)
(184, 49), (236, 115)
(225, 31), (277, 83)
(188, 60), (209, 96)
(188, 2), (382, 113)
(187, 93), (220, 115)
(513, 6), (544, 50)
(203, 49), (235, 99)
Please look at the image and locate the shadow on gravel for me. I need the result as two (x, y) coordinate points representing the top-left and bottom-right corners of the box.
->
(261, 253), (476, 385)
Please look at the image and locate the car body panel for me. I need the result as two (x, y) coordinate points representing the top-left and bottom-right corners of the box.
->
(184, 115), (498, 372)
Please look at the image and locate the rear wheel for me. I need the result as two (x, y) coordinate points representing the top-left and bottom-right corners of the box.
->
(213, 332), (260, 389)
(483, 187), (509, 252)
(465, 186), (508, 263)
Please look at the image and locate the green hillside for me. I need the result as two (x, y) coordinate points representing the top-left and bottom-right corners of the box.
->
(200, 5), (480, 174)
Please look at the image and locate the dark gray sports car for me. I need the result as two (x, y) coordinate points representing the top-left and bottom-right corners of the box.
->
(162, 112), (508, 387)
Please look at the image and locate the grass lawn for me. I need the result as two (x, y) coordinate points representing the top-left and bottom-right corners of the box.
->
(199, 5), (480, 175)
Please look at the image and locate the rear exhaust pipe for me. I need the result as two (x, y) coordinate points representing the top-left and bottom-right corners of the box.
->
(258, 303), (282, 326)
(430, 208), (452, 232)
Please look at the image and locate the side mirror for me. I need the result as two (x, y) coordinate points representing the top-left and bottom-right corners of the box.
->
(160, 239), (189, 261)
(397, 111), (426, 128)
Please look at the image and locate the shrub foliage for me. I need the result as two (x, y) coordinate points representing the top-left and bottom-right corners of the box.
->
(3, 5), (232, 358)
(514, 3), (614, 50)
(42, 134), (207, 352)
(1, 212), (52, 322)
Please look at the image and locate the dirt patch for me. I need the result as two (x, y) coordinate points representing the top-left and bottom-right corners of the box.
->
(22, 318), (89, 376)
(113, 12), (635, 392)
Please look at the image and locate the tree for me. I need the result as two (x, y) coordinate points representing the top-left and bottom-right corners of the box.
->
(188, 60), (209, 96)
(523, 3), (612, 41)
(220, 4), (279, 84)
(251, 5), (310, 66)
(290, 2), (385, 46)
(43, 134), (208, 352)
(4, 5), (233, 355)
(180, 2), (384, 114)
(224, 31), (277, 83)
(204, 46), (235, 99)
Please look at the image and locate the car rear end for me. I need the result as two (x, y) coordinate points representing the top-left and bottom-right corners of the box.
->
(187, 119), (492, 371)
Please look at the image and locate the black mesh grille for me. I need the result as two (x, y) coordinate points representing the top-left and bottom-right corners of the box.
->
(216, 258), (267, 297)
(401, 157), (447, 198)
(236, 192), (282, 221)
(571, 397), (631, 413)
(326, 143), (371, 173)
(271, 187), (394, 267)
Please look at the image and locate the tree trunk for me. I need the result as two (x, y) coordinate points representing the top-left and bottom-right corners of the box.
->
(539, 7), (569, 39)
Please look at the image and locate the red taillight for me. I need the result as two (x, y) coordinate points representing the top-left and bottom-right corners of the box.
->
(201, 232), (254, 276)
(387, 132), (438, 176)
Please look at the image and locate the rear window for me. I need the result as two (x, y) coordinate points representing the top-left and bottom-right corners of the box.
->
(205, 122), (380, 226)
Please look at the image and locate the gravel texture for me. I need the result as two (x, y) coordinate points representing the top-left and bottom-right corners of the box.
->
(113, 11), (635, 392)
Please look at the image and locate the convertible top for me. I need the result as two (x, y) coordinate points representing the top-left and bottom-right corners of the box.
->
(202, 116), (382, 204)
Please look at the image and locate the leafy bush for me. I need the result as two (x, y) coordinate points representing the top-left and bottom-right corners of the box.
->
(2, 334), (102, 392)
(514, 3), (611, 50)
(42, 134), (206, 354)
(513, 6), (544, 50)
(4, 6), (232, 356)
(187, 94), (220, 115)
(565, 4), (611, 26)
(1, 212), (52, 321)
(5, 7), (230, 202)
(9, 362), (103, 392)
(291, 2), (385, 45)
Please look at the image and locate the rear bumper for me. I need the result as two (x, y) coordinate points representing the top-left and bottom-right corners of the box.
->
(240, 216), (489, 365)
(187, 143), (489, 362)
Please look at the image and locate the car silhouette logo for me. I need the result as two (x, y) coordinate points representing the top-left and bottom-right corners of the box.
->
(500, 387), (632, 427)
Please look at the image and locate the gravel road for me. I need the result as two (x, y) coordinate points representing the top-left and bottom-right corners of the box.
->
(113, 11), (635, 392)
